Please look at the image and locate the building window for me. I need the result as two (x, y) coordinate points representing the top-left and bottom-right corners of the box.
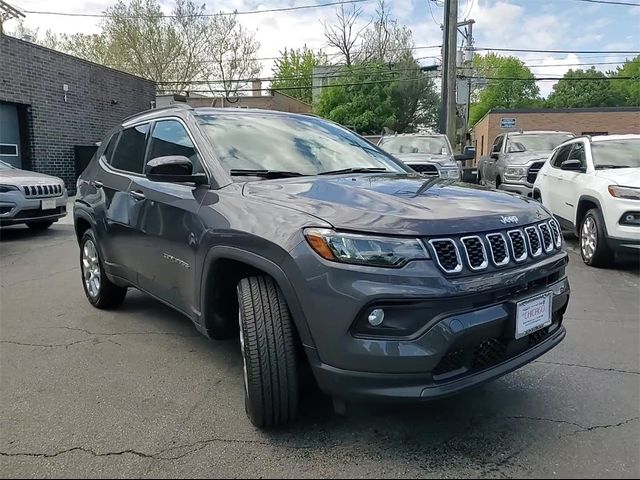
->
(582, 132), (608, 136)
(480, 136), (484, 156)
(0, 144), (18, 156)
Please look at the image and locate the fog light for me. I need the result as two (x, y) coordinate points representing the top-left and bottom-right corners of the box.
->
(367, 308), (385, 326)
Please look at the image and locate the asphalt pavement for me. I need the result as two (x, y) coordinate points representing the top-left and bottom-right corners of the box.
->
(1, 219), (638, 478)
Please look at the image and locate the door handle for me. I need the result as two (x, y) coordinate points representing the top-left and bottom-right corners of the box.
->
(92, 180), (103, 188)
(129, 190), (145, 200)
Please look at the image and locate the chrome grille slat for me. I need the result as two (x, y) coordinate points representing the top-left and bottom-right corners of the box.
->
(538, 223), (554, 252)
(429, 239), (463, 273)
(461, 236), (488, 270)
(507, 229), (528, 262)
(525, 226), (542, 257)
(486, 233), (510, 266)
(549, 219), (562, 248)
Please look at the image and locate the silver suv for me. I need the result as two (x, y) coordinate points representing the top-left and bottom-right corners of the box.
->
(0, 160), (68, 230)
(378, 133), (461, 180)
(478, 131), (575, 196)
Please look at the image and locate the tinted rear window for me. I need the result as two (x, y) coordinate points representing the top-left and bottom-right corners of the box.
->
(110, 124), (149, 174)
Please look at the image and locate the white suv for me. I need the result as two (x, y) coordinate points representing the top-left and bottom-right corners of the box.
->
(533, 134), (640, 267)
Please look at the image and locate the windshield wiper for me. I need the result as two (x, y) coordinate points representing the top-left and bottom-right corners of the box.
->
(318, 167), (389, 175)
(595, 165), (629, 170)
(229, 169), (306, 179)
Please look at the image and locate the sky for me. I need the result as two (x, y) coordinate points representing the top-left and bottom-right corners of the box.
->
(6, 0), (640, 97)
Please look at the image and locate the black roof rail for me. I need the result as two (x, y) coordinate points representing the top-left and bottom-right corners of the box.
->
(121, 103), (193, 124)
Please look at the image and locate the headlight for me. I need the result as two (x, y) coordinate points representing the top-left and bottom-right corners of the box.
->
(609, 185), (640, 200)
(505, 166), (527, 177)
(441, 169), (460, 179)
(304, 228), (430, 267)
(0, 184), (19, 193)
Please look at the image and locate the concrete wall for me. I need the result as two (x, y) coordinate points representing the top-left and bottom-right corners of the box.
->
(0, 35), (155, 190)
(472, 107), (640, 163)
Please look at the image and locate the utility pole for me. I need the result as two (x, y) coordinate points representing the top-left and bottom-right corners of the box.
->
(457, 19), (475, 147)
(438, 0), (458, 147)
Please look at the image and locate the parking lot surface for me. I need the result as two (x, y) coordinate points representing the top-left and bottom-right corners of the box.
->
(1, 221), (639, 478)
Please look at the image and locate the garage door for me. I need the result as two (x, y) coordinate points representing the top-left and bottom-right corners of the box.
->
(0, 103), (22, 168)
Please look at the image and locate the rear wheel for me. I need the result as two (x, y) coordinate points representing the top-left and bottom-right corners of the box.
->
(27, 220), (54, 231)
(580, 208), (614, 267)
(80, 230), (127, 308)
(237, 276), (298, 428)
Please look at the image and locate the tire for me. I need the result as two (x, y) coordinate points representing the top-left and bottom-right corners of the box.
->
(27, 220), (54, 231)
(80, 230), (127, 309)
(580, 208), (614, 267)
(237, 276), (298, 428)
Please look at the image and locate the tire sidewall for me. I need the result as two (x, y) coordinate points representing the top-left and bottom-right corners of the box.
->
(580, 209), (612, 267)
(80, 230), (106, 306)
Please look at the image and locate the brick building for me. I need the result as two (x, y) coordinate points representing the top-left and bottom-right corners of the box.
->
(0, 35), (155, 190)
(472, 107), (640, 160)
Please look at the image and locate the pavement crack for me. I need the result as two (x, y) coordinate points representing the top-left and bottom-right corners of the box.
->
(54, 326), (197, 338)
(534, 360), (640, 375)
(0, 438), (315, 462)
(567, 416), (640, 437)
(0, 339), (96, 349)
(500, 415), (585, 429)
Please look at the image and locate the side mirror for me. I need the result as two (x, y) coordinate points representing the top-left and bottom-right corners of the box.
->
(490, 151), (499, 159)
(146, 156), (208, 184)
(560, 159), (585, 172)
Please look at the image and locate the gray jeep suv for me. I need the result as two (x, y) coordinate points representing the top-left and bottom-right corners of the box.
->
(74, 106), (570, 427)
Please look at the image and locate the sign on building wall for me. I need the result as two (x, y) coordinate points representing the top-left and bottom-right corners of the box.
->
(500, 118), (517, 129)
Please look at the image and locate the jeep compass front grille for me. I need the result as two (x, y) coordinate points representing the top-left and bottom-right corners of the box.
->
(428, 221), (563, 275)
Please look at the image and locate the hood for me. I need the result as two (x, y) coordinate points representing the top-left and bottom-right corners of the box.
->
(594, 167), (640, 187)
(243, 174), (549, 236)
(394, 153), (456, 166)
(0, 168), (64, 185)
(503, 150), (551, 165)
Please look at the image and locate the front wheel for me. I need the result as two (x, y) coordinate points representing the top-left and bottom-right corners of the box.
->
(237, 276), (298, 428)
(80, 230), (127, 308)
(580, 208), (614, 267)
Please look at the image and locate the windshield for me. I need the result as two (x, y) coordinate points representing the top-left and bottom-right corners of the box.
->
(197, 113), (406, 176)
(507, 134), (574, 152)
(0, 160), (14, 171)
(379, 136), (451, 155)
(592, 139), (640, 169)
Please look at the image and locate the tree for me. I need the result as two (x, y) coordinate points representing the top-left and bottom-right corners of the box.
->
(470, 54), (540, 125)
(322, 1), (368, 66)
(610, 56), (640, 106)
(546, 68), (620, 108)
(6, 19), (60, 50)
(6, 0), (260, 95)
(271, 47), (328, 104)
(360, 0), (414, 64)
(314, 61), (438, 134)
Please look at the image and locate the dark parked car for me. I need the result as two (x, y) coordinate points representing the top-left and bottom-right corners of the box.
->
(74, 106), (570, 427)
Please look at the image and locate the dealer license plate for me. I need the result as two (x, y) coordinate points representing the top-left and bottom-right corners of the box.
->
(516, 292), (552, 339)
(41, 199), (57, 210)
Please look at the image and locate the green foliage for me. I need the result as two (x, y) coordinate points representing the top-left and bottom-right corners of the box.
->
(314, 61), (438, 134)
(271, 47), (328, 104)
(470, 54), (540, 125)
(610, 55), (640, 106)
(546, 68), (620, 108)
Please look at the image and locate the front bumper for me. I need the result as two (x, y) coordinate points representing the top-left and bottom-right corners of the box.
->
(498, 181), (533, 197)
(287, 239), (570, 401)
(0, 193), (68, 225)
(310, 325), (566, 402)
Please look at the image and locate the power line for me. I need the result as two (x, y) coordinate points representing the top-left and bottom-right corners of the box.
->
(427, 0), (441, 27)
(22, 0), (374, 18)
(559, 0), (640, 6)
(476, 47), (640, 54)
